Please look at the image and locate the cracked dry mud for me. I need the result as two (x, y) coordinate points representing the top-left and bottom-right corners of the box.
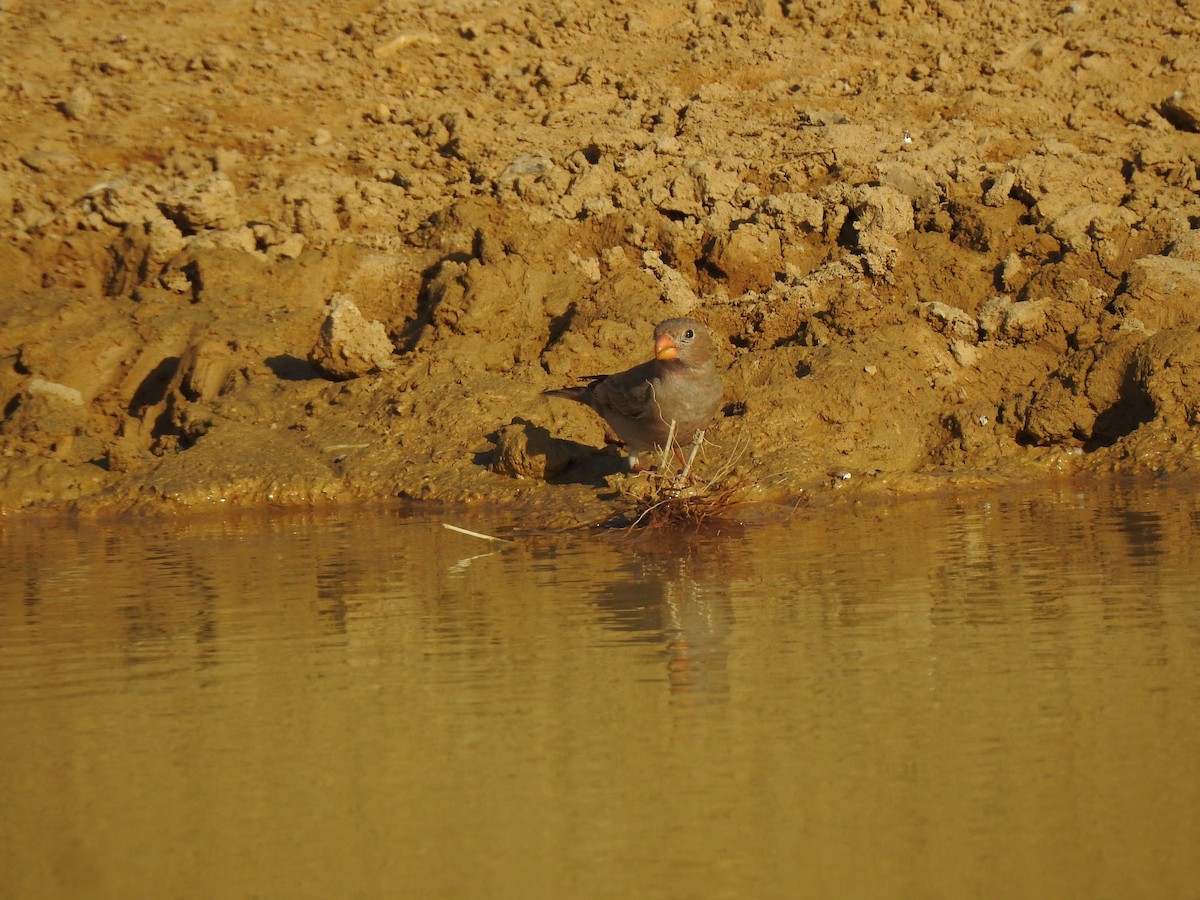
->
(2, 0), (1200, 522)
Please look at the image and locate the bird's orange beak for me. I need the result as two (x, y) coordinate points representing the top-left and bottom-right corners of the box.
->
(654, 333), (679, 360)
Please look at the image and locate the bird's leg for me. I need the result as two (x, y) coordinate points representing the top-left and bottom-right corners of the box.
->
(676, 429), (705, 485)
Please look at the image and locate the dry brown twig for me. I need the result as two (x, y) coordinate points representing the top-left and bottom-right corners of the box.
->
(616, 425), (749, 529)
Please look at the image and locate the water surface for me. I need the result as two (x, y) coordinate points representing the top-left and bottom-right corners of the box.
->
(2, 480), (1199, 898)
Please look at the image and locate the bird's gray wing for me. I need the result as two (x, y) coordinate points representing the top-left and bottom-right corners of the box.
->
(590, 362), (659, 420)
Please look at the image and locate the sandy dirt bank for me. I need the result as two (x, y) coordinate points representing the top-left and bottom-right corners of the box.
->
(2, 0), (1200, 522)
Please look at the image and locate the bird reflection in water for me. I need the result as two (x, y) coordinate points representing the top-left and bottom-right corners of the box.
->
(592, 525), (744, 701)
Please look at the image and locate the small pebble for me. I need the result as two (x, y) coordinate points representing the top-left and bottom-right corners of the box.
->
(62, 85), (94, 121)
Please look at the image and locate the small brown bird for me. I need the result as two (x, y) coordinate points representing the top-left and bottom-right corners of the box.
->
(544, 317), (724, 470)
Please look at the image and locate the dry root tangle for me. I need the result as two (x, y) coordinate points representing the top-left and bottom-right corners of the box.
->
(616, 423), (748, 529)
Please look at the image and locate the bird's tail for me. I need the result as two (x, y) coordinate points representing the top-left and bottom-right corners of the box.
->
(543, 377), (603, 403)
(543, 387), (587, 401)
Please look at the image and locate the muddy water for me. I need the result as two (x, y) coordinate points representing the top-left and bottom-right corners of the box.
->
(2, 481), (1199, 899)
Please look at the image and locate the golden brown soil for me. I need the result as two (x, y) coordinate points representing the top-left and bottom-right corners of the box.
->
(3, 0), (1200, 522)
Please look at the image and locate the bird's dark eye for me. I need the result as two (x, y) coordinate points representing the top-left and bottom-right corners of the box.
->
(683, 329), (695, 341)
